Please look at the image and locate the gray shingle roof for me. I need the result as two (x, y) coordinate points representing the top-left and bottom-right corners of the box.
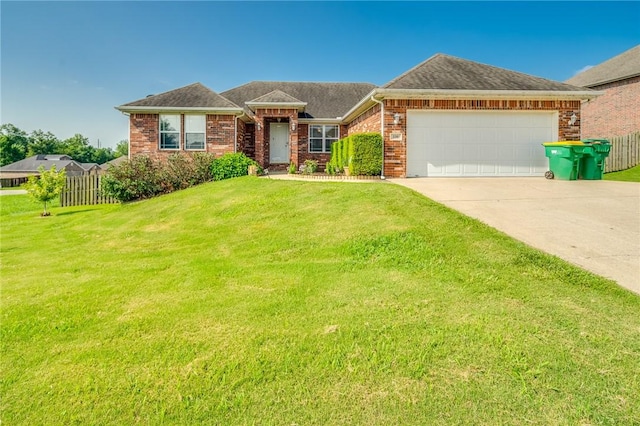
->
(247, 90), (306, 104)
(119, 82), (240, 109)
(384, 53), (589, 92)
(221, 82), (376, 119)
(565, 45), (640, 87)
(0, 155), (78, 173)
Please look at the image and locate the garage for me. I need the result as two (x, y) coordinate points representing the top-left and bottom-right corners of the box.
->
(406, 110), (558, 177)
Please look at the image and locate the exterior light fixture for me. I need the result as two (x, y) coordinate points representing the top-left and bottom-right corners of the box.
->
(393, 113), (401, 125)
(256, 121), (262, 131)
(291, 122), (297, 131)
(569, 113), (577, 126)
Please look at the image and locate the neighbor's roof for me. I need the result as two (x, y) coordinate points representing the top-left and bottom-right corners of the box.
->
(565, 45), (640, 87)
(384, 53), (591, 92)
(100, 155), (128, 169)
(0, 155), (80, 173)
(221, 81), (376, 119)
(117, 82), (241, 112)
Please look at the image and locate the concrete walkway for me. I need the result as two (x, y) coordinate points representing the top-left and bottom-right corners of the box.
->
(391, 178), (640, 295)
(0, 189), (27, 195)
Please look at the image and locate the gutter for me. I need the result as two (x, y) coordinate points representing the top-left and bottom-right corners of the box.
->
(374, 88), (603, 100)
(115, 106), (245, 114)
(340, 88), (603, 124)
(370, 96), (385, 179)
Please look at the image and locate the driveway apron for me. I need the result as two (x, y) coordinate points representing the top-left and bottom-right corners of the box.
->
(391, 178), (640, 295)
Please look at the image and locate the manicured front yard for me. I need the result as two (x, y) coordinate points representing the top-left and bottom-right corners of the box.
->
(1, 178), (639, 424)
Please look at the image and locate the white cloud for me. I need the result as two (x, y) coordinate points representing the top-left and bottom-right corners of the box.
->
(573, 65), (594, 76)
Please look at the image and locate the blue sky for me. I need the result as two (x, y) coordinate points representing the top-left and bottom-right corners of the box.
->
(2, 1), (638, 149)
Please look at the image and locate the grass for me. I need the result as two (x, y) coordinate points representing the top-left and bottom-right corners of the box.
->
(604, 164), (640, 182)
(2, 177), (639, 425)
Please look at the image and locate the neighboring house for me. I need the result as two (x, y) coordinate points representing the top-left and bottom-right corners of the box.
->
(116, 53), (597, 178)
(0, 154), (99, 185)
(565, 45), (640, 139)
(99, 155), (128, 172)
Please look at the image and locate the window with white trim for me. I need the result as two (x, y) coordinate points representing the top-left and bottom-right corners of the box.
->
(185, 115), (206, 150)
(309, 124), (339, 153)
(159, 114), (180, 150)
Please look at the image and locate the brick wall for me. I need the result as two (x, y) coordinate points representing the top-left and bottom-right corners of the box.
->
(347, 104), (381, 134)
(581, 77), (640, 138)
(130, 114), (159, 156)
(129, 113), (236, 160)
(237, 121), (255, 160)
(376, 99), (582, 177)
(206, 114), (235, 157)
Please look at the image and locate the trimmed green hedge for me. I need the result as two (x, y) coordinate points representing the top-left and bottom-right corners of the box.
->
(327, 132), (382, 176)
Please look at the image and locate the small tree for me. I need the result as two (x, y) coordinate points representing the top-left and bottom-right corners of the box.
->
(23, 165), (67, 216)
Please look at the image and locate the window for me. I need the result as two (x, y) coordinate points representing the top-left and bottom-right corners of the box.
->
(309, 124), (339, 153)
(185, 115), (206, 150)
(160, 115), (180, 150)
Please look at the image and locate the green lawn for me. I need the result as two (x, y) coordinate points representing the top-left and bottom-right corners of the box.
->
(604, 164), (640, 182)
(2, 178), (639, 425)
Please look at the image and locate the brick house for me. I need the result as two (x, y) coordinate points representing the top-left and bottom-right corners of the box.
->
(117, 54), (597, 178)
(565, 45), (640, 139)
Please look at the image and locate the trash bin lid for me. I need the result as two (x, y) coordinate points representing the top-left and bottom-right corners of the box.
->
(542, 141), (584, 146)
(582, 138), (610, 145)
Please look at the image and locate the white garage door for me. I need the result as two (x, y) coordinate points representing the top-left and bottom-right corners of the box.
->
(406, 110), (557, 177)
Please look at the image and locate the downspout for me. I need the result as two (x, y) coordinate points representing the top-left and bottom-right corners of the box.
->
(370, 96), (385, 179)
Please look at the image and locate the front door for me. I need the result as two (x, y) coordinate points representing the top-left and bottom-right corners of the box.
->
(270, 122), (289, 163)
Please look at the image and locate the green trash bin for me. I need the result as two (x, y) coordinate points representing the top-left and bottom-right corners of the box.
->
(579, 139), (611, 180)
(542, 142), (585, 180)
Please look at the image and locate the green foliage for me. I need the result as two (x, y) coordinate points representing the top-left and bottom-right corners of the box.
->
(23, 165), (66, 215)
(327, 133), (382, 176)
(115, 140), (129, 157)
(101, 153), (218, 202)
(350, 133), (383, 176)
(0, 123), (118, 165)
(27, 130), (60, 157)
(3, 179), (639, 424)
(0, 124), (29, 166)
(288, 162), (297, 174)
(210, 152), (260, 181)
(604, 164), (640, 182)
(302, 159), (318, 175)
(101, 156), (165, 202)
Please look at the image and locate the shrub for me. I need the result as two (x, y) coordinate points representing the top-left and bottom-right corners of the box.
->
(102, 153), (219, 202)
(288, 162), (297, 174)
(210, 152), (261, 181)
(350, 133), (383, 176)
(101, 156), (166, 202)
(327, 133), (382, 176)
(302, 159), (318, 175)
(190, 152), (217, 185)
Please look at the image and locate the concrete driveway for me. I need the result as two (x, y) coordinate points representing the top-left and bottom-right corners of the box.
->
(391, 178), (640, 295)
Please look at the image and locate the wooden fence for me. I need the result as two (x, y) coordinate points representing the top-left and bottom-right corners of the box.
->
(60, 174), (118, 207)
(605, 132), (640, 173)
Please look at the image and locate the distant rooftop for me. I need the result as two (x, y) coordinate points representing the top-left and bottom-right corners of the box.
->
(565, 45), (640, 87)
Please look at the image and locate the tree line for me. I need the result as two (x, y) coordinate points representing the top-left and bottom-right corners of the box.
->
(0, 123), (128, 167)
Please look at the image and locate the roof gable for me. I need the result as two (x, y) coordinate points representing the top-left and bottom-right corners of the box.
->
(0, 155), (78, 173)
(221, 82), (376, 119)
(119, 82), (240, 110)
(384, 53), (588, 92)
(248, 90), (305, 104)
(565, 45), (640, 87)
